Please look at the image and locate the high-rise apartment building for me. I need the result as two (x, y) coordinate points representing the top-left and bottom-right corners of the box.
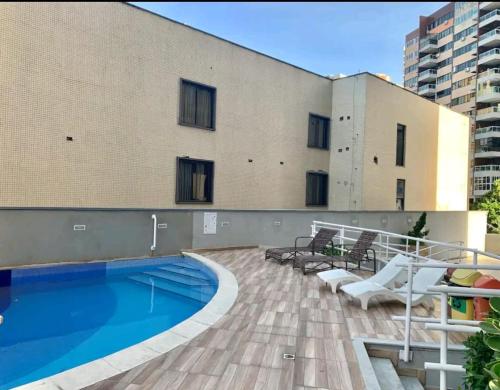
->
(404, 2), (500, 200)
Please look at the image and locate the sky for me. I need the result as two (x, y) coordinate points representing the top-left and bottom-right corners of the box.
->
(131, 2), (447, 84)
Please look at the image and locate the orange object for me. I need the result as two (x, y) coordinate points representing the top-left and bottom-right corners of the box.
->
(473, 275), (500, 320)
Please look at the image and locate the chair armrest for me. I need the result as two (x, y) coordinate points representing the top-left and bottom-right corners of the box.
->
(294, 236), (313, 252)
(365, 248), (377, 261)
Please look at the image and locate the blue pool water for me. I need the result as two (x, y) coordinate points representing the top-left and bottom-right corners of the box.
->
(0, 256), (218, 389)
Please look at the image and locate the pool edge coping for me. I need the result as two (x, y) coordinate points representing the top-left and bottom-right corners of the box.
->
(12, 252), (238, 390)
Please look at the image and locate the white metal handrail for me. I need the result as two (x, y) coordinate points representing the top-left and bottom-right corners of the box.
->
(313, 221), (500, 264)
(397, 264), (500, 390)
(312, 221), (500, 390)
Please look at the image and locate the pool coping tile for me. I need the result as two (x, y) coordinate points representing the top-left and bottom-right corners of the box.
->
(12, 252), (238, 390)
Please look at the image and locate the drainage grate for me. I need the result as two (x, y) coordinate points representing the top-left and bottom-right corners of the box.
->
(283, 353), (295, 360)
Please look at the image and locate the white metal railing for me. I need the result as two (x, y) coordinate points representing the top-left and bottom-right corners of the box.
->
(479, 48), (500, 60)
(312, 221), (466, 265)
(418, 84), (436, 94)
(478, 67), (500, 80)
(477, 106), (500, 116)
(478, 86), (500, 96)
(475, 126), (500, 136)
(398, 263), (500, 390)
(474, 163), (500, 171)
(418, 69), (437, 80)
(480, 28), (500, 41)
(420, 35), (437, 47)
(311, 221), (500, 390)
(480, 8), (500, 23)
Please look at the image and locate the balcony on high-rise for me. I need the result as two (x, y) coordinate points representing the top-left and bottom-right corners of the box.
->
(480, 2), (500, 11)
(477, 68), (500, 84)
(419, 36), (438, 54)
(477, 86), (500, 103)
(475, 126), (500, 139)
(478, 48), (500, 66)
(419, 54), (438, 68)
(417, 69), (437, 83)
(479, 9), (500, 29)
(417, 84), (436, 96)
(479, 28), (500, 47)
(477, 106), (500, 121)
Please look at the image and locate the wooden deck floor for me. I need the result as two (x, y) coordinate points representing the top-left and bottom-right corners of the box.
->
(85, 248), (465, 390)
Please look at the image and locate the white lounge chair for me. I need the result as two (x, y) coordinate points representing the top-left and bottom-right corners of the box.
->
(340, 260), (446, 310)
(317, 253), (411, 293)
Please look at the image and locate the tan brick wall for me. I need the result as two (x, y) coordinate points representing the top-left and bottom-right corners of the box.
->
(0, 3), (470, 211)
(0, 2), (331, 209)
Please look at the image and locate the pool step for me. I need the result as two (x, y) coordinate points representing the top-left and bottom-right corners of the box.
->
(400, 376), (424, 390)
(164, 261), (203, 272)
(143, 270), (215, 287)
(128, 274), (214, 304)
(370, 357), (405, 390)
(158, 265), (212, 281)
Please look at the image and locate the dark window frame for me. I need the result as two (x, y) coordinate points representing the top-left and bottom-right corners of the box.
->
(307, 113), (330, 150)
(178, 78), (217, 131)
(175, 157), (215, 204)
(396, 179), (405, 211)
(305, 171), (329, 207)
(396, 123), (406, 167)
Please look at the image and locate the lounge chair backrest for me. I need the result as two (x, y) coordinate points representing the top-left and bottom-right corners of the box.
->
(370, 254), (410, 285)
(346, 231), (378, 261)
(309, 228), (339, 252)
(412, 260), (447, 290)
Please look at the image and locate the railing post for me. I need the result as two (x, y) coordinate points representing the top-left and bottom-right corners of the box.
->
(402, 263), (414, 362)
(439, 292), (448, 390)
(340, 227), (345, 254)
(406, 238), (409, 254)
(386, 235), (389, 259)
(416, 240), (420, 260)
(473, 251), (478, 265)
(311, 223), (315, 237)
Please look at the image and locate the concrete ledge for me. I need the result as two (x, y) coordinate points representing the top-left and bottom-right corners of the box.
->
(352, 338), (382, 390)
(13, 253), (238, 390)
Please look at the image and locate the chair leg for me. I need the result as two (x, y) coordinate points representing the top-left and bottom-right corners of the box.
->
(360, 296), (369, 311)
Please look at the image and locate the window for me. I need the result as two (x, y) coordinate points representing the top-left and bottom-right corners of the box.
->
(450, 92), (475, 106)
(308, 114), (330, 149)
(396, 179), (405, 211)
(452, 75), (475, 90)
(306, 172), (328, 206)
(454, 25), (477, 42)
(176, 157), (214, 203)
(404, 76), (418, 88)
(396, 124), (406, 167)
(438, 42), (453, 53)
(454, 7), (478, 26)
(436, 26), (453, 40)
(454, 59), (476, 73)
(436, 88), (451, 99)
(405, 64), (418, 74)
(179, 79), (216, 130)
(436, 73), (452, 85)
(437, 57), (453, 69)
(475, 176), (500, 192)
(453, 42), (477, 57)
(426, 12), (452, 31)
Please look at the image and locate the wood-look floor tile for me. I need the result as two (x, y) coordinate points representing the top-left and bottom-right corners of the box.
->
(85, 248), (468, 390)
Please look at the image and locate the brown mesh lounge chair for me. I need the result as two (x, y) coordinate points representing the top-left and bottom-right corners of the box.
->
(296, 230), (378, 275)
(264, 228), (339, 264)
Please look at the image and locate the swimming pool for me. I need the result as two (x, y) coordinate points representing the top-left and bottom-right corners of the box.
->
(0, 255), (218, 389)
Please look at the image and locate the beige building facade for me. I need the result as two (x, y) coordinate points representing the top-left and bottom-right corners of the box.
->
(403, 2), (500, 200)
(0, 2), (470, 211)
(330, 74), (469, 211)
